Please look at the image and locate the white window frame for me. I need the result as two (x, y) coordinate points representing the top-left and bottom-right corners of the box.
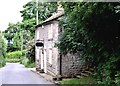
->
(48, 24), (53, 39)
(49, 48), (52, 64)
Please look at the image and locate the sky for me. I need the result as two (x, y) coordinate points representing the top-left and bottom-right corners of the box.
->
(0, 0), (31, 31)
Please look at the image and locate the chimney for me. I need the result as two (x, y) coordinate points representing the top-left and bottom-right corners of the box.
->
(57, 2), (64, 13)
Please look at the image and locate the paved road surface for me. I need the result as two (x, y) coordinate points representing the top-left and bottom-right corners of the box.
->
(0, 63), (53, 84)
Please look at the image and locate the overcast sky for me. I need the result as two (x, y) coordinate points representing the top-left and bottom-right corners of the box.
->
(0, 0), (31, 31)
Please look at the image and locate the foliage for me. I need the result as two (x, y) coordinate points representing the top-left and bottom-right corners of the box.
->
(4, 22), (22, 52)
(4, 23), (18, 43)
(4, 22), (33, 52)
(58, 2), (120, 85)
(115, 71), (120, 85)
(13, 32), (22, 50)
(1, 32), (7, 58)
(25, 39), (35, 62)
(20, 58), (35, 68)
(0, 31), (6, 67)
(6, 50), (26, 59)
(5, 58), (20, 63)
(0, 56), (6, 68)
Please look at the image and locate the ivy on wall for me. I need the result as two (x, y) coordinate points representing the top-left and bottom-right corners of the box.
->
(57, 2), (120, 85)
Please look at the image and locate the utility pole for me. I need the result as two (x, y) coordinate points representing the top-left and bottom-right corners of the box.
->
(20, 30), (23, 57)
(21, 30), (23, 51)
(36, 0), (39, 25)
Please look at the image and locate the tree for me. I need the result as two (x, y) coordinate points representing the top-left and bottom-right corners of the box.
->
(58, 2), (120, 84)
(4, 23), (18, 43)
(4, 22), (22, 52)
(0, 31), (7, 58)
(13, 32), (21, 50)
(0, 31), (6, 67)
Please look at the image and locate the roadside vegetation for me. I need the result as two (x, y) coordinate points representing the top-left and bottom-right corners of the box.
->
(5, 50), (35, 68)
(0, 31), (7, 68)
(5, 50), (25, 63)
(0, 56), (6, 68)
(57, 2), (120, 85)
(59, 76), (96, 84)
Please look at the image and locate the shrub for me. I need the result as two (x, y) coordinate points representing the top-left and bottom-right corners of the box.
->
(5, 58), (20, 63)
(20, 57), (35, 68)
(6, 50), (26, 59)
(0, 56), (6, 68)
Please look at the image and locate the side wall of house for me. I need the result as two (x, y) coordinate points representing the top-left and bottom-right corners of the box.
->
(57, 21), (85, 77)
(61, 52), (85, 77)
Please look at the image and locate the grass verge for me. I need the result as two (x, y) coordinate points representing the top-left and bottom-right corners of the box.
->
(59, 76), (97, 84)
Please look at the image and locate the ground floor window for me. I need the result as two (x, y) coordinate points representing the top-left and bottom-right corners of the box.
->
(49, 48), (52, 64)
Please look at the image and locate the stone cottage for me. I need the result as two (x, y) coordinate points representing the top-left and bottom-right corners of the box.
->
(35, 7), (85, 78)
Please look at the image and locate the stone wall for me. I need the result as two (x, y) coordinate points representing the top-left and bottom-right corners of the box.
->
(61, 52), (85, 77)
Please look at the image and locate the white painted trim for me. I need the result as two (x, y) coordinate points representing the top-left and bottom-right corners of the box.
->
(44, 49), (47, 73)
(36, 47), (39, 60)
(41, 49), (44, 69)
(49, 48), (52, 64)
(48, 24), (53, 39)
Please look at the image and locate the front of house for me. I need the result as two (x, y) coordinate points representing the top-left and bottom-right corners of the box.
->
(35, 7), (85, 78)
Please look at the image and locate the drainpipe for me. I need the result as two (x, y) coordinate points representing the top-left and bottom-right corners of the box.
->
(60, 53), (62, 75)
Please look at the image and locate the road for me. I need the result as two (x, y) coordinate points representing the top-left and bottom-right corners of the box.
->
(0, 63), (53, 85)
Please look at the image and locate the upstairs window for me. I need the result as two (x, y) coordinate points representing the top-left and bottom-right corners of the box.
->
(48, 24), (53, 39)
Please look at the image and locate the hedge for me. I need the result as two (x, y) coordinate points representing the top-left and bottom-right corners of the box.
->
(6, 50), (26, 59)
(0, 56), (6, 68)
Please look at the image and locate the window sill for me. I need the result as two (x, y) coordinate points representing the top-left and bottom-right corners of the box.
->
(48, 38), (53, 41)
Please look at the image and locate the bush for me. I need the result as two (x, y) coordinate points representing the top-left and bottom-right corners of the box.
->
(6, 50), (26, 59)
(5, 58), (20, 63)
(0, 56), (6, 68)
(20, 57), (35, 68)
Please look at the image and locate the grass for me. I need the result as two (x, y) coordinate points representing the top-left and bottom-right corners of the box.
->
(59, 76), (97, 84)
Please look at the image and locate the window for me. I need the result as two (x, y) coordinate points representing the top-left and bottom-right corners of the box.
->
(48, 24), (53, 39)
(49, 49), (52, 64)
